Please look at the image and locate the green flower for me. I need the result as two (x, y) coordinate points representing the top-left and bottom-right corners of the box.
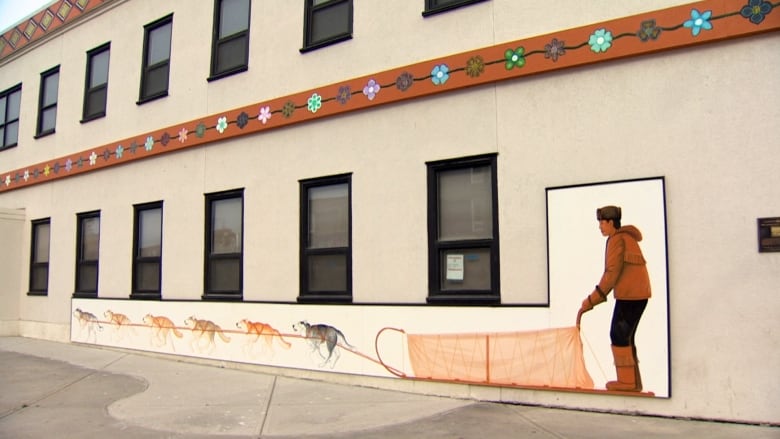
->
(589, 29), (613, 53)
(504, 47), (526, 70)
(196, 123), (206, 138)
(216, 116), (228, 134)
(308, 93), (322, 113)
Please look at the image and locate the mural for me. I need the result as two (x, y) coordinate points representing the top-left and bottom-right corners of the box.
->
(546, 177), (670, 397)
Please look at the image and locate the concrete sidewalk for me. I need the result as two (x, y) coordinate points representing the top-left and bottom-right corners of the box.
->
(0, 337), (777, 439)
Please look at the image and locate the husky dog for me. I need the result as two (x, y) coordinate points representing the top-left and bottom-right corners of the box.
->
(184, 316), (230, 354)
(292, 320), (353, 368)
(73, 308), (103, 342)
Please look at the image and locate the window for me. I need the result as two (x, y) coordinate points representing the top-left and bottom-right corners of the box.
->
(299, 175), (352, 303)
(82, 43), (110, 122)
(204, 189), (243, 300)
(29, 219), (51, 295)
(0, 84), (21, 150)
(132, 202), (163, 299)
(302, 0), (353, 52)
(209, 0), (250, 80)
(74, 211), (100, 297)
(423, 0), (489, 17)
(427, 154), (499, 304)
(139, 15), (172, 103)
(36, 67), (59, 137)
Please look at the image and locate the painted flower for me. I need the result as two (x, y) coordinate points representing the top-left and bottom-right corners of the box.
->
(431, 64), (450, 85)
(33, 169), (39, 179)
(216, 116), (228, 134)
(237, 111), (249, 128)
(160, 132), (171, 146)
(53, 162), (60, 173)
(336, 86), (351, 104)
(504, 48), (526, 70)
(102, 149), (111, 161)
(258, 105), (272, 123)
(65, 159), (73, 172)
(363, 79), (381, 100)
(307, 93), (322, 113)
(396, 72), (414, 91)
(145, 136), (155, 151)
(544, 39), (566, 62)
(196, 123), (206, 138)
(89, 151), (98, 165)
(683, 9), (712, 36)
(589, 29), (613, 53)
(24, 170), (30, 181)
(740, 0), (773, 24)
(282, 101), (296, 118)
(116, 145), (124, 159)
(465, 56), (485, 78)
(44, 165), (51, 176)
(638, 20), (661, 42)
(4, 175), (9, 186)
(178, 128), (188, 143)
(77, 157), (84, 168)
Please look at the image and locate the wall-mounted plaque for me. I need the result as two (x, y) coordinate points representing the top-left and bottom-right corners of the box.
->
(757, 217), (780, 252)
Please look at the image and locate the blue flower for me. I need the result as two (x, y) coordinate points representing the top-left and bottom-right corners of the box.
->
(683, 9), (713, 36)
(145, 136), (154, 151)
(431, 64), (449, 85)
(740, 0), (773, 24)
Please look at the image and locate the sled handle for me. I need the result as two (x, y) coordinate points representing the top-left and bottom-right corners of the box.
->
(374, 327), (408, 378)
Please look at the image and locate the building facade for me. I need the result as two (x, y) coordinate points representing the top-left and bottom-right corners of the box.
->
(1, 0), (778, 425)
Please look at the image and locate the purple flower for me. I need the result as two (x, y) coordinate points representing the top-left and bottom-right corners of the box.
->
(396, 72), (414, 91)
(544, 39), (566, 61)
(363, 79), (381, 100)
(237, 111), (249, 129)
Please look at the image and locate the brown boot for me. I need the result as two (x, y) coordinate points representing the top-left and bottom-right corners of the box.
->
(632, 345), (643, 391)
(606, 345), (641, 391)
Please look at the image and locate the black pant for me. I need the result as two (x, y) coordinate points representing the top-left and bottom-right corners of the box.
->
(610, 299), (648, 347)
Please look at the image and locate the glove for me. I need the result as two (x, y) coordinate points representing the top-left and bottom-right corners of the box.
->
(579, 289), (607, 314)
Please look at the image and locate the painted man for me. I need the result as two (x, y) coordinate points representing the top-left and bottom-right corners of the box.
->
(578, 205), (651, 392)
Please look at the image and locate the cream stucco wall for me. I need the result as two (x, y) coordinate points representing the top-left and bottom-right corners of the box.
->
(1, 0), (778, 424)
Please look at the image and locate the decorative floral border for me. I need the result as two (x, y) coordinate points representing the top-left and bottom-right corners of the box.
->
(1, 0), (778, 192)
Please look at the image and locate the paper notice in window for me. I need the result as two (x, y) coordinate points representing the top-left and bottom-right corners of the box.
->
(446, 254), (464, 281)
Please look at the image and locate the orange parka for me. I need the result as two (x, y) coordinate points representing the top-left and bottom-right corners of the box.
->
(597, 225), (651, 300)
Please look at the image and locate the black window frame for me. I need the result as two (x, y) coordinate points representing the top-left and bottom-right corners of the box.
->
(0, 83), (22, 151)
(301, 0), (353, 53)
(74, 210), (100, 298)
(204, 188), (244, 301)
(81, 43), (111, 123)
(131, 201), (163, 300)
(208, 0), (250, 81)
(426, 154), (500, 305)
(423, 0), (489, 17)
(28, 218), (51, 296)
(35, 66), (59, 138)
(138, 15), (173, 104)
(298, 174), (352, 304)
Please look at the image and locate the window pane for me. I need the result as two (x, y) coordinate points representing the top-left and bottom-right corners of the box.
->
(310, 2), (350, 43)
(4, 121), (18, 146)
(211, 198), (242, 254)
(139, 208), (162, 257)
(148, 22), (172, 65)
(31, 266), (49, 291)
(34, 223), (50, 263)
(143, 64), (169, 97)
(209, 258), (240, 291)
(308, 183), (348, 249)
(438, 166), (492, 241)
(43, 72), (59, 106)
(90, 50), (109, 86)
(135, 261), (160, 291)
(219, 0), (249, 38)
(215, 36), (247, 73)
(0, 96), (5, 121)
(85, 87), (107, 117)
(78, 264), (98, 291)
(7, 90), (21, 120)
(81, 217), (100, 261)
(440, 248), (491, 291)
(308, 254), (347, 291)
(40, 107), (57, 133)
